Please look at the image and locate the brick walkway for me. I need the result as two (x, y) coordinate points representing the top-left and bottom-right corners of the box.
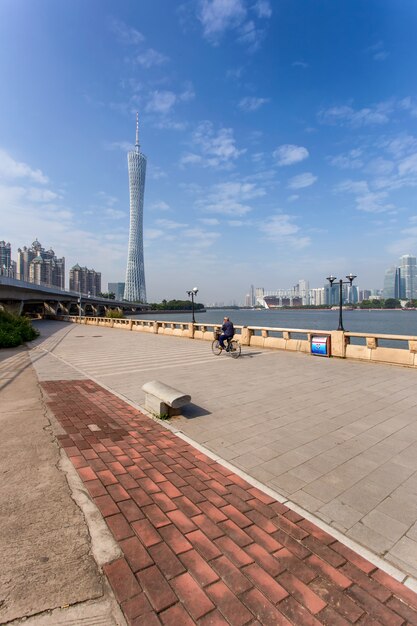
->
(42, 379), (417, 626)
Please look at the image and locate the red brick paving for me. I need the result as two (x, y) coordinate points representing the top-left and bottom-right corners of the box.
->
(42, 379), (417, 626)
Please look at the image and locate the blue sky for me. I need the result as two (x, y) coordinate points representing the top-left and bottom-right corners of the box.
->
(1, 0), (417, 303)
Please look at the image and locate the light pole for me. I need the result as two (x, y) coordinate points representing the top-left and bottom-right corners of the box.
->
(186, 287), (198, 324)
(326, 273), (357, 331)
(79, 291), (82, 319)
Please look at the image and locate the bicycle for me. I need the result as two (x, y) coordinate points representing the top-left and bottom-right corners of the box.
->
(211, 330), (241, 359)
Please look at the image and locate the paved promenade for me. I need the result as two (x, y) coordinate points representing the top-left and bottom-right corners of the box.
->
(2, 318), (416, 624)
(30, 320), (417, 582)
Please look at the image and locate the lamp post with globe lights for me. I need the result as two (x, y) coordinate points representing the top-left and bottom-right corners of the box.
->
(186, 287), (199, 324)
(326, 273), (357, 331)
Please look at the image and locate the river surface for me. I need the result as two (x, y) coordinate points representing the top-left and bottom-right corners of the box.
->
(133, 308), (417, 337)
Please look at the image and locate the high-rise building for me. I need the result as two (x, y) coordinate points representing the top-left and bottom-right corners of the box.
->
(70, 264), (101, 295)
(108, 282), (125, 300)
(311, 287), (325, 306)
(383, 266), (402, 299)
(0, 241), (12, 276)
(17, 239), (64, 288)
(297, 279), (309, 305)
(124, 113), (147, 303)
(400, 254), (417, 300)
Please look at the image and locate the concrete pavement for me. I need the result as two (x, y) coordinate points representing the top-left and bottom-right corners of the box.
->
(29, 320), (417, 583)
(0, 346), (126, 625)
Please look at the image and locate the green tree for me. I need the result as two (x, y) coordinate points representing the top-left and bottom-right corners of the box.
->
(384, 298), (400, 309)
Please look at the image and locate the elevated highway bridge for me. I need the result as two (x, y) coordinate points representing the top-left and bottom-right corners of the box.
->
(0, 277), (148, 317)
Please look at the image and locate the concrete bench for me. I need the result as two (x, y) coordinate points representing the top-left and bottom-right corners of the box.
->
(141, 380), (191, 418)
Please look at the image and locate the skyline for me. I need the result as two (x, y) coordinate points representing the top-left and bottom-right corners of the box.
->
(1, 1), (417, 302)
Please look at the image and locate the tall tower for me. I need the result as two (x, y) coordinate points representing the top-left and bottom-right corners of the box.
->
(124, 113), (147, 302)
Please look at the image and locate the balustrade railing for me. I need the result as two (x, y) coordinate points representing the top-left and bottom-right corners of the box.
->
(58, 316), (417, 368)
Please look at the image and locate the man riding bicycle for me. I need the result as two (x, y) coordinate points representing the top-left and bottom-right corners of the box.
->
(219, 316), (235, 351)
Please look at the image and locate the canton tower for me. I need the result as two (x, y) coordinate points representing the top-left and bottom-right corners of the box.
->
(124, 113), (147, 302)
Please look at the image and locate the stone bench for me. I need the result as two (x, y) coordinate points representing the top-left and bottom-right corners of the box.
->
(141, 380), (191, 418)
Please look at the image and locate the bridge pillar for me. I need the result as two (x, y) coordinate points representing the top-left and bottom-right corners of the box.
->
(0, 301), (24, 316)
(57, 301), (69, 315)
(44, 302), (58, 317)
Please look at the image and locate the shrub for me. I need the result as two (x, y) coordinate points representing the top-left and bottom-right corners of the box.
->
(0, 310), (39, 348)
(105, 310), (124, 319)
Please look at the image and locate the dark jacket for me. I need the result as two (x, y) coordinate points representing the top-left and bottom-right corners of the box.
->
(222, 321), (234, 337)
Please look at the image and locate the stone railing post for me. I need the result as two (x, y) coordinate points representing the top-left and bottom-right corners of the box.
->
(188, 323), (195, 338)
(283, 331), (290, 340)
(128, 319), (133, 331)
(366, 337), (378, 350)
(240, 326), (252, 346)
(330, 331), (346, 358)
(153, 321), (159, 334)
(409, 340), (417, 353)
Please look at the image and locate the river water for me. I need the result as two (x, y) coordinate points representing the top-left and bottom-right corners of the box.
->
(133, 308), (417, 337)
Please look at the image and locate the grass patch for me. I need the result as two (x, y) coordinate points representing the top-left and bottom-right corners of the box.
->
(0, 310), (40, 348)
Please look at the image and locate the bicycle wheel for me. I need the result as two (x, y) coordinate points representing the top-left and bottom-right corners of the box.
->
(211, 339), (222, 355)
(229, 340), (241, 358)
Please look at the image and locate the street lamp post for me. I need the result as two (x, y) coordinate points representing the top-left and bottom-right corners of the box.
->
(326, 273), (357, 331)
(79, 291), (82, 319)
(186, 287), (199, 324)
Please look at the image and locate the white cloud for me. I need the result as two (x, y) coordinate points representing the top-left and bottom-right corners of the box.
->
(200, 180), (265, 215)
(135, 48), (169, 68)
(253, 0), (272, 18)
(146, 86), (195, 117)
(398, 153), (417, 176)
(109, 18), (144, 45)
(288, 172), (317, 189)
(199, 218), (220, 225)
(239, 96), (269, 111)
(148, 165), (167, 180)
(366, 157), (394, 176)
(180, 154), (203, 166)
(198, 0), (246, 40)
(292, 61), (308, 69)
(145, 228), (164, 240)
(197, 0), (270, 49)
(0, 149), (49, 184)
(318, 101), (393, 127)
(273, 144), (309, 166)
(182, 227), (220, 248)
(155, 219), (188, 229)
(182, 121), (245, 168)
(150, 201), (171, 211)
(400, 97), (417, 118)
(329, 149), (363, 170)
(104, 208), (126, 220)
(335, 179), (396, 213)
(366, 41), (389, 62)
(146, 90), (178, 114)
(26, 188), (60, 202)
(259, 214), (310, 248)
(287, 194), (299, 202)
(383, 134), (417, 158)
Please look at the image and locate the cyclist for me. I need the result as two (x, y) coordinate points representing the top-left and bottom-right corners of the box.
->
(219, 316), (235, 351)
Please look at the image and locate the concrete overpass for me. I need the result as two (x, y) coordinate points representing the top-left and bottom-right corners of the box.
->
(0, 276), (148, 317)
